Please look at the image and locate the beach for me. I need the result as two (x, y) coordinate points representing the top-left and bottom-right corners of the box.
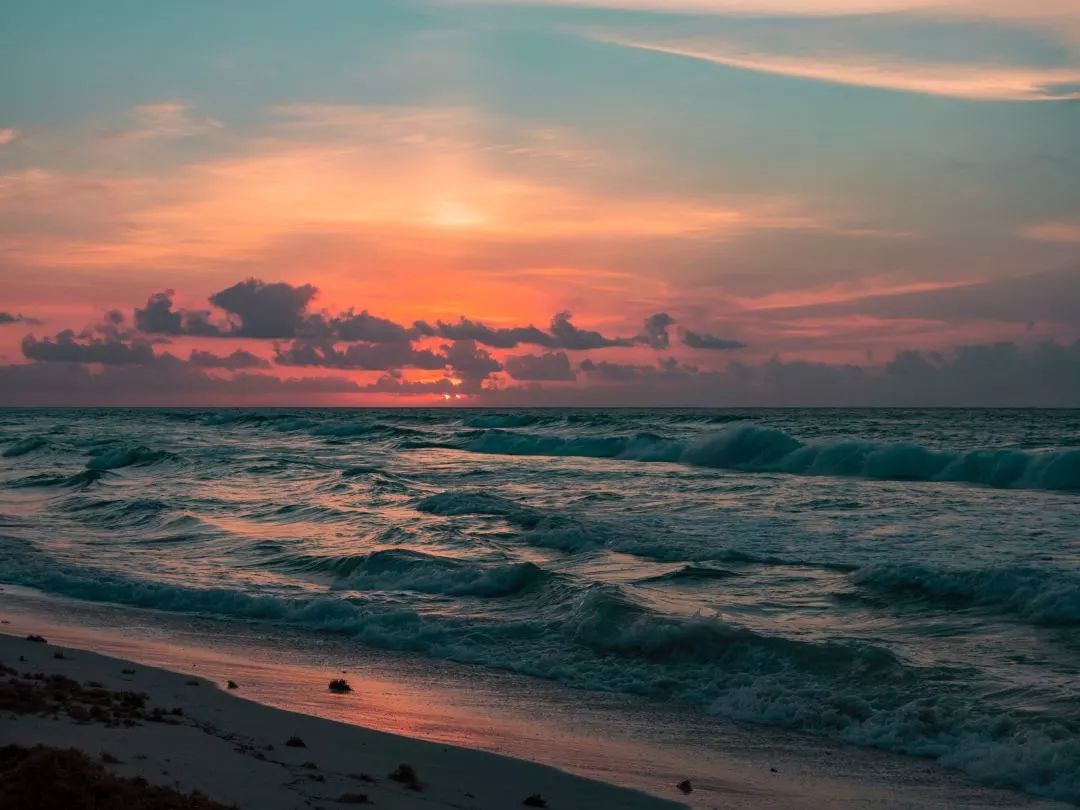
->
(4, 0), (1080, 801)
(2, 585), (1070, 809)
(1, 627), (679, 810)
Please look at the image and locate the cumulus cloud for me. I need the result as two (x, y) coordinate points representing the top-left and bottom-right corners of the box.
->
(134, 283), (418, 345)
(412, 317), (556, 349)
(579, 356), (689, 383)
(411, 312), (637, 350)
(126, 279), (670, 357)
(209, 278), (319, 338)
(550, 311), (634, 349)
(504, 351), (576, 380)
(188, 349), (270, 370)
(273, 339), (445, 370)
(639, 312), (675, 349)
(134, 290), (224, 337)
(442, 339), (502, 390)
(328, 309), (412, 343)
(681, 328), (747, 349)
(21, 330), (158, 365)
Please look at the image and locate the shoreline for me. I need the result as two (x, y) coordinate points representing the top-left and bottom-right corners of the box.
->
(0, 588), (1070, 809)
(0, 630), (681, 810)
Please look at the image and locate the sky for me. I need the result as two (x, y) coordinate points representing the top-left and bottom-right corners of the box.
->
(0, 0), (1078, 406)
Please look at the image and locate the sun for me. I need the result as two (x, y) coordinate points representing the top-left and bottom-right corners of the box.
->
(426, 200), (487, 229)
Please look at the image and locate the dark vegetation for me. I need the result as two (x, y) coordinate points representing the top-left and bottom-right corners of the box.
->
(0, 662), (149, 726)
(523, 794), (548, 807)
(328, 678), (352, 693)
(388, 762), (423, 790)
(0, 745), (235, 810)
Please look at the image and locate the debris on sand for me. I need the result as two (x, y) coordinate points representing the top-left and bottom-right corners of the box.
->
(388, 762), (423, 791)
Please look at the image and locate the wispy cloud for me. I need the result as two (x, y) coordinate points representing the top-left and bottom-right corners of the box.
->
(1021, 221), (1080, 243)
(101, 103), (222, 144)
(0, 128), (18, 146)
(453, 0), (1080, 32)
(0, 103), (853, 272)
(593, 35), (1080, 101)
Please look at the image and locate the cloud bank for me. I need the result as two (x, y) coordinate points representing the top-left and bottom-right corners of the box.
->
(1, 275), (1078, 406)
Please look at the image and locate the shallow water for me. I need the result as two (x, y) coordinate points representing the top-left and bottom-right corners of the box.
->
(1, 408), (1078, 802)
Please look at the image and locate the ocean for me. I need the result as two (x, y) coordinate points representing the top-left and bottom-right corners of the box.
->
(1, 408), (1079, 802)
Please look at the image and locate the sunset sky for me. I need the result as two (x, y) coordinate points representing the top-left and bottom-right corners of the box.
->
(1, 0), (1078, 405)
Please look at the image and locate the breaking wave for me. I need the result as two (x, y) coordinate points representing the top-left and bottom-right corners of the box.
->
(266, 548), (552, 597)
(3, 437), (47, 457)
(85, 445), (176, 470)
(5, 407), (1080, 804)
(2, 538), (1079, 801)
(853, 563), (1080, 625)
(456, 425), (1080, 491)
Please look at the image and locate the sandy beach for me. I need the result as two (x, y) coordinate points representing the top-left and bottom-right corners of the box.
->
(2, 590), (1071, 810)
(1, 629), (681, 809)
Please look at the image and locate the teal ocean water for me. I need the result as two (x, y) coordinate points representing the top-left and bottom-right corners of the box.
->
(1, 408), (1079, 801)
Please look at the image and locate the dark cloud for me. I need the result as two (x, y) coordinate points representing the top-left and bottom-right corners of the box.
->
(561, 341), (1080, 406)
(681, 329), (747, 350)
(273, 336), (503, 387)
(639, 313), (674, 349)
(504, 351), (575, 381)
(329, 310), (411, 343)
(136, 284), (411, 344)
(550, 311), (634, 349)
(358, 374), (460, 395)
(134, 290), (223, 337)
(442, 340), (502, 391)
(0, 362), (363, 406)
(411, 312), (636, 350)
(0, 312), (23, 325)
(134, 291), (183, 334)
(579, 356), (688, 384)
(412, 317), (556, 349)
(273, 340), (445, 370)
(209, 278), (318, 338)
(5, 334), (1079, 405)
(22, 330), (158, 365)
(127, 280), (656, 357)
(188, 349), (270, 370)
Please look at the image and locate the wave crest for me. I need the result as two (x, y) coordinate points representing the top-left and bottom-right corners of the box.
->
(456, 425), (1080, 491)
(853, 563), (1080, 625)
